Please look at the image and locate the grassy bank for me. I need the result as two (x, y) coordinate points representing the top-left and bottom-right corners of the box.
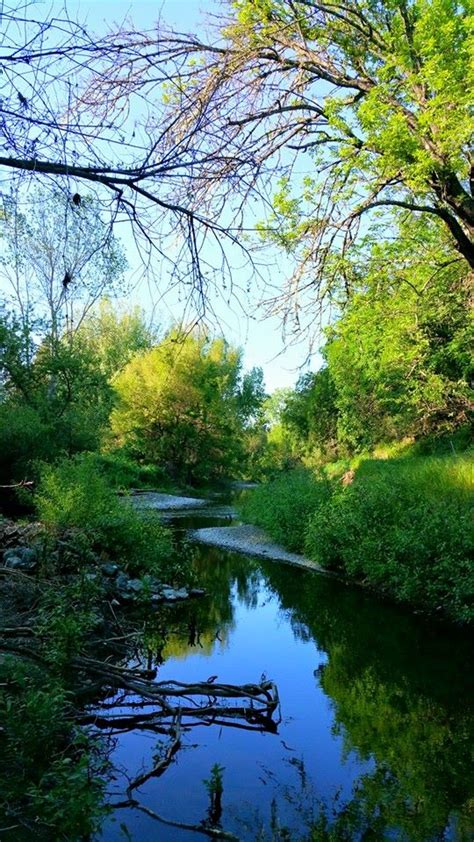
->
(239, 453), (474, 623)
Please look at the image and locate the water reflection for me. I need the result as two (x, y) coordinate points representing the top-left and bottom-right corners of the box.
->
(99, 541), (473, 841)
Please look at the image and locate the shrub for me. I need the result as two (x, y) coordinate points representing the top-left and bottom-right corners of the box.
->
(305, 455), (474, 622)
(0, 403), (53, 483)
(84, 450), (167, 490)
(35, 456), (173, 576)
(239, 469), (331, 552)
(0, 658), (108, 839)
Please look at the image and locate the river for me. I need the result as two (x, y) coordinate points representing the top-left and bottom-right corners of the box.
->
(97, 499), (474, 841)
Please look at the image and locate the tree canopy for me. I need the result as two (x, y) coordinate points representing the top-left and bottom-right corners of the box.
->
(111, 329), (264, 484)
(1, 1), (472, 325)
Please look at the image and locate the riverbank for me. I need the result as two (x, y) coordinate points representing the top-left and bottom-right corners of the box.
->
(239, 453), (474, 624)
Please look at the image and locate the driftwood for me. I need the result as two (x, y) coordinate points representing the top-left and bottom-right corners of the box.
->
(75, 656), (279, 732)
(76, 657), (279, 839)
(0, 628), (280, 840)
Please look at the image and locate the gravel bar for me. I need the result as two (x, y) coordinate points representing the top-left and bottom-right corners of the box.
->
(191, 524), (328, 573)
(129, 493), (210, 510)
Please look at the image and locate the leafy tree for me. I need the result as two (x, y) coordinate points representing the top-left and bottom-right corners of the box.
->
(3, 1), (472, 323)
(0, 310), (113, 481)
(324, 214), (473, 449)
(236, 366), (266, 425)
(129, 0), (473, 331)
(75, 299), (157, 380)
(283, 370), (338, 457)
(111, 329), (246, 484)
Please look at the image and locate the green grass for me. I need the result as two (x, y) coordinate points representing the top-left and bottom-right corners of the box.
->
(239, 469), (331, 552)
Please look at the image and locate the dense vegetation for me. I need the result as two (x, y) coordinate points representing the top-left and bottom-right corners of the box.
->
(1, 0), (473, 837)
(241, 454), (473, 622)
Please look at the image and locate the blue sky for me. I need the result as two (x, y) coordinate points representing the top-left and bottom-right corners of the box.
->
(20, 0), (324, 390)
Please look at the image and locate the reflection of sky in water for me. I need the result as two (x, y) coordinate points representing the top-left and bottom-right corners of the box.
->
(96, 509), (474, 842)
(98, 569), (372, 841)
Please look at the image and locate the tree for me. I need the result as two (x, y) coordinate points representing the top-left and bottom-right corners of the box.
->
(111, 329), (246, 484)
(1, 191), (126, 343)
(0, 1), (254, 309)
(283, 368), (339, 456)
(2, 1), (472, 330)
(145, 0), (471, 328)
(75, 300), (157, 380)
(237, 366), (267, 425)
(0, 311), (113, 480)
(324, 213), (473, 449)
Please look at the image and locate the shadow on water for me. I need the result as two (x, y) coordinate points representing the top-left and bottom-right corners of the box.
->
(96, 504), (474, 841)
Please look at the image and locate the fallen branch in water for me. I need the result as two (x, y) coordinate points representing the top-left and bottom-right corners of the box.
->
(76, 658), (278, 840)
(111, 798), (240, 840)
(126, 714), (182, 797)
(74, 656), (279, 730)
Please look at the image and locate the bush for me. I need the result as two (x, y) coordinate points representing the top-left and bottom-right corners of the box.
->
(239, 469), (331, 552)
(85, 450), (168, 490)
(0, 403), (53, 483)
(0, 658), (108, 840)
(305, 455), (474, 622)
(35, 456), (173, 577)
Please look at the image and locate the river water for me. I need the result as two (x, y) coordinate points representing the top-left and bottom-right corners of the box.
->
(98, 502), (474, 841)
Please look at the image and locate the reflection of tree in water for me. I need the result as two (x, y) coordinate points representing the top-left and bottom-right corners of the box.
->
(258, 560), (474, 841)
(142, 547), (261, 663)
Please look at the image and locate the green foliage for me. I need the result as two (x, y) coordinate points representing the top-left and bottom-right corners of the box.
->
(236, 366), (266, 425)
(209, 0), (474, 316)
(84, 450), (167, 490)
(240, 455), (473, 621)
(283, 369), (339, 460)
(240, 469), (331, 552)
(37, 576), (103, 667)
(35, 455), (174, 577)
(111, 328), (248, 485)
(0, 310), (114, 481)
(324, 215), (473, 450)
(203, 762), (225, 798)
(305, 455), (474, 622)
(0, 659), (108, 839)
(272, 214), (473, 465)
(75, 298), (157, 380)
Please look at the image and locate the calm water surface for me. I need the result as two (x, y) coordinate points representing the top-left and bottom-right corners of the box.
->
(98, 506), (474, 841)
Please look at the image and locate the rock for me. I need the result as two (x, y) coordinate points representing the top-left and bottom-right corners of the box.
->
(128, 578), (144, 593)
(4, 546), (36, 563)
(101, 562), (119, 577)
(116, 572), (130, 592)
(189, 588), (206, 597)
(3, 546), (37, 571)
(162, 587), (188, 601)
(4, 555), (23, 569)
(147, 577), (162, 591)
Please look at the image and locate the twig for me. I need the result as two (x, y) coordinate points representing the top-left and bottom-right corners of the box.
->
(111, 799), (239, 840)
